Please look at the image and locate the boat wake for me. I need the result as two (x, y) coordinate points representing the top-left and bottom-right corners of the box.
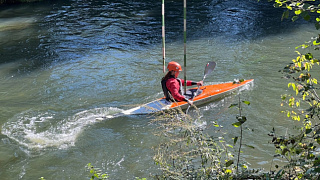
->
(1, 107), (124, 153)
(2, 81), (254, 154)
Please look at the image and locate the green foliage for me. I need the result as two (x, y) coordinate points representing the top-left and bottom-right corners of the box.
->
(229, 96), (253, 174)
(272, 1), (320, 179)
(271, 0), (320, 29)
(152, 108), (235, 179)
(87, 163), (109, 180)
(151, 94), (263, 179)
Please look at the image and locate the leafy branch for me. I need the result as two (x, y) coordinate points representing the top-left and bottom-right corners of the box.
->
(87, 163), (109, 180)
(229, 92), (253, 174)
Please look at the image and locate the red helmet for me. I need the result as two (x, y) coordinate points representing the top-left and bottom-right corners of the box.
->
(167, 61), (182, 72)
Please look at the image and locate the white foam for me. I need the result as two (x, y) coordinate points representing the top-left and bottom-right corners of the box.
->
(2, 107), (123, 152)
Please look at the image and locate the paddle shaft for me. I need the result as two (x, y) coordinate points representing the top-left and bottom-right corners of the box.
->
(185, 77), (204, 114)
(191, 76), (206, 101)
(185, 61), (216, 114)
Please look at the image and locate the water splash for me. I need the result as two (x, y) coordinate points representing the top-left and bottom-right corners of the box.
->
(2, 107), (123, 151)
(237, 79), (255, 92)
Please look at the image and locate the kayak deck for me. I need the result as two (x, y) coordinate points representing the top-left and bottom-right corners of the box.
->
(121, 79), (254, 115)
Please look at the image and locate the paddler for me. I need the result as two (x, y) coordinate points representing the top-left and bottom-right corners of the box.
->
(161, 61), (203, 105)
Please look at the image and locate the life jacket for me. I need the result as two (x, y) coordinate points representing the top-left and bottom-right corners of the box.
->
(161, 77), (183, 102)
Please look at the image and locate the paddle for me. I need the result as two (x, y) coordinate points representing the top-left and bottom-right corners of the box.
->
(185, 61), (216, 114)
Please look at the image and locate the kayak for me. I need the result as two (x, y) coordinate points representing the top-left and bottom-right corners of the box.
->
(115, 79), (254, 116)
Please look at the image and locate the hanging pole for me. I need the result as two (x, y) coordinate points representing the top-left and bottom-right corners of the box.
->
(162, 0), (166, 73)
(183, 0), (187, 93)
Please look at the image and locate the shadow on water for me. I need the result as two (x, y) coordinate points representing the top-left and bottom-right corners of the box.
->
(0, 0), (305, 75)
(0, 2), (57, 72)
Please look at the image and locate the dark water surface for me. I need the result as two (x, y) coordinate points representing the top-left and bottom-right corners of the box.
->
(0, 0), (319, 179)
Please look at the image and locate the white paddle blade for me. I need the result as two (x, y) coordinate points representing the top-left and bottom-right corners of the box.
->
(204, 61), (216, 77)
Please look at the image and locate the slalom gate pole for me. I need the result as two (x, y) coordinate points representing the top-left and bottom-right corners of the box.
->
(162, 0), (166, 73)
(183, 0), (187, 93)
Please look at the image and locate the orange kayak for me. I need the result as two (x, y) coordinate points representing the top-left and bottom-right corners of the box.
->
(120, 79), (254, 115)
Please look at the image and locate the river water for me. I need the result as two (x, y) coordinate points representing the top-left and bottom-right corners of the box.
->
(0, 0), (319, 179)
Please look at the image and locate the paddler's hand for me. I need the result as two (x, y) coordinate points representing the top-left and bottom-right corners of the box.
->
(197, 81), (203, 86)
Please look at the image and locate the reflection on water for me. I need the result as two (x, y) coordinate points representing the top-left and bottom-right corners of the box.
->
(0, 17), (35, 31)
(0, 0), (318, 179)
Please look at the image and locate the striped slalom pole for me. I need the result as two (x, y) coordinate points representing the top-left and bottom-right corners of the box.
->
(183, 0), (187, 93)
(162, 0), (166, 73)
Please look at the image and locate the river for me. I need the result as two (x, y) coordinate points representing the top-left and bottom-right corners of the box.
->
(0, 0), (319, 179)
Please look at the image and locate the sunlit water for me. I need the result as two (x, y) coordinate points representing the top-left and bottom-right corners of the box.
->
(1, 0), (320, 179)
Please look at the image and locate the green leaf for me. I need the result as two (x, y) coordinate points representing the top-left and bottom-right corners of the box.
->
(313, 78), (318, 85)
(286, 5), (292, 11)
(315, 22), (320, 30)
(242, 100), (250, 105)
(282, 10), (289, 20)
(274, 2), (281, 8)
(275, 169), (283, 178)
(244, 144), (255, 149)
(225, 169), (232, 174)
(306, 129), (312, 134)
(229, 103), (238, 108)
(313, 40), (320, 45)
(226, 160), (234, 167)
(234, 136), (238, 145)
(302, 3), (311, 10)
(305, 53), (313, 60)
(237, 116), (247, 124)
(232, 122), (241, 127)
(303, 14), (311, 21)
(281, 148), (289, 155)
(295, 9), (302, 15)
(292, 16), (299, 22)
(300, 11), (310, 21)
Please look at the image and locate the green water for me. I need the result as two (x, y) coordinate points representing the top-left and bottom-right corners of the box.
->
(1, 0), (319, 179)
